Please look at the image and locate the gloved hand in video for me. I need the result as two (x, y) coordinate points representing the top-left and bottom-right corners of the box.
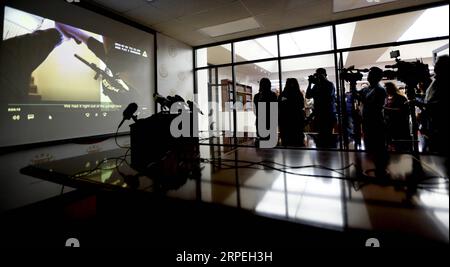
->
(55, 22), (90, 45)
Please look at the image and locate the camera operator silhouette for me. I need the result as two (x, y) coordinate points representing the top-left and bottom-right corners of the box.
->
(358, 67), (389, 178)
(306, 68), (337, 148)
(253, 78), (278, 143)
(278, 78), (305, 147)
(414, 55), (449, 175)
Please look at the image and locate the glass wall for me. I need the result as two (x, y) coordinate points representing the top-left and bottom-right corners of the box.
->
(234, 35), (278, 62)
(196, 43), (232, 68)
(196, 67), (233, 137)
(338, 40), (449, 152)
(195, 4), (449, 152)
(281, 54), (338, 149)
(234, 61), (279, 137)
(280, 26), (333, 57)
(336, 6), (449, 49)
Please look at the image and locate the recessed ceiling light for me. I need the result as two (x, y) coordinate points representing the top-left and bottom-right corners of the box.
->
(199, 17), (260, 38)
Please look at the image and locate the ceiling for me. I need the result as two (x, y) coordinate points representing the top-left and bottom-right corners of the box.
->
(200, 5), (448, 74)
(89, 0), (445, 47)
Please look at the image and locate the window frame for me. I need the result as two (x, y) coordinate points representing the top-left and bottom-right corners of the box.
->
(193, 2), (450, 153)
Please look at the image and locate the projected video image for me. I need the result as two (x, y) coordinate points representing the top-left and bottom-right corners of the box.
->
(1, 6), (151, 108)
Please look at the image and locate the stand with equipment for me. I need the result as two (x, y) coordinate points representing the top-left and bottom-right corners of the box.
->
(384, 50), (432, 153)
(340, 66), (368, 150)
(117, 95), (201, 185)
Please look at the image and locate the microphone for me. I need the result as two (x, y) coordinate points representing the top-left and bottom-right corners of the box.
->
(167, 96), (178, 107)
(118, 103), (138, 129)
(154, 93), (171, 110)
(168, 95), (190, 111)
(173, 95), (186, 103)
(187, 100), (204, 115)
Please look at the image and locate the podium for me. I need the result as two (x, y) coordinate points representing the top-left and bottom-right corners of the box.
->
(130, 112), (200, 186)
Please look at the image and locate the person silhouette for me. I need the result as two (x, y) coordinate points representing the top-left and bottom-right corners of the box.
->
(305, 68), (337, 147)
(278, 78), (305, 147)
(384, 82), (410, 151)
(424, 55), (449, 175)
(359, 67), (388, 178)
(253, 78), (278, 141)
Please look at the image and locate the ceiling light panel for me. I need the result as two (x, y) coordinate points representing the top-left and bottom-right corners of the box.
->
(199, 17), (260, 37)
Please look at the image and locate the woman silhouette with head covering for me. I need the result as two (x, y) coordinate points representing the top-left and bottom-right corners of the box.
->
(278, 78), (305, 147)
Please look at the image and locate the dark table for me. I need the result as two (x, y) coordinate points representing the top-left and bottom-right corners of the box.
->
(19, 146), (449, 247)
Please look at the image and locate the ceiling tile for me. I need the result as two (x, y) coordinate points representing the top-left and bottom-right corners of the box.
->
(175, 1), (252, 29)
(152, 19), (212, 45)
(240, 0), (291, 16)
(255, 1), (332, 31)
(124, 5), (173, 26)
(174, 33), (216, 46)
(153, 19), (197, 34)
(150, 0), (238, 18)
(92, 0), (146, 13)
(91, 0), (445, 46)
(211, 28), (264, 43)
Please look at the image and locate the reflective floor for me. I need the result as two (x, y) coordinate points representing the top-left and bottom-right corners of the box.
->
(21, 145), (449, 244)
(198, 147), (449, 242)
(199, 131), (431, 152)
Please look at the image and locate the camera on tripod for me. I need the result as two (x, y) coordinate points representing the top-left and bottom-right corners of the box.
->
(383, 50), (431, 97)
(339, 66), (369, 84)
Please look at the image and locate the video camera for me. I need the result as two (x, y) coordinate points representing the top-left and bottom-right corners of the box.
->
(383, 50), (431, 94)
(308, 74), (320, 84)
(340, 66), (369, 84)
(383, 50), (431, 152)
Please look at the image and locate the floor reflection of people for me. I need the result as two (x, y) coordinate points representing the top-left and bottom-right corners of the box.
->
(384, 82), (410, 151)
(358, 67), (389, 178)
(306, 68), (337, 148)
(278, 78), (305, 147)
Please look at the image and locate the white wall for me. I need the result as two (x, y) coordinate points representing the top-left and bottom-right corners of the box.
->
(156, 33), (209, 134)
(156, 33), (194, 102)
(195, 50), (209, 133)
